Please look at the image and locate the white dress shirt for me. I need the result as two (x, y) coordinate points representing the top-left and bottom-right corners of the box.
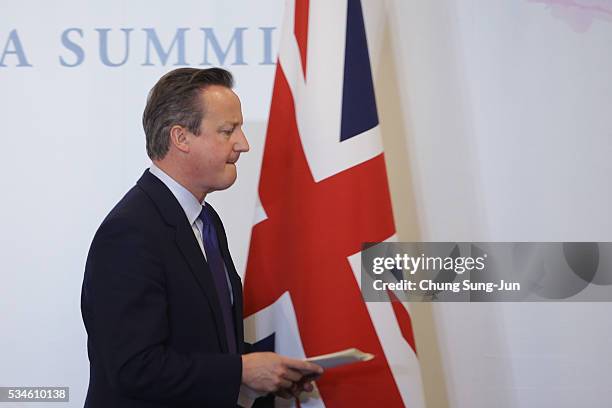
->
(149, 163), (233, 303)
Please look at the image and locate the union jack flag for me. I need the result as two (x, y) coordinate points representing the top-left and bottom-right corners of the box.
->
(243, 0), (425, 406)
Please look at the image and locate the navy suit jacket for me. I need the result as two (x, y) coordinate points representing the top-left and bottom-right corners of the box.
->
(81, 169), (249, 407)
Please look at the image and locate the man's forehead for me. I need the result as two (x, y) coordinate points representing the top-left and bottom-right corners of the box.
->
(199, 86), (242, 125)
(200, 85), (240, 107)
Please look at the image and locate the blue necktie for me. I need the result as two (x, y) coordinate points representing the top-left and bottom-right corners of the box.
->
(198, 205), (237, 354)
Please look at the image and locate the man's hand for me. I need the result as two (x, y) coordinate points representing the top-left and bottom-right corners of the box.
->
(241, 352), (324, 396)
(275, 377), (317, 399)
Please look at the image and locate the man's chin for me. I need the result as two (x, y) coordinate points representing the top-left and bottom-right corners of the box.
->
(211, 173), (237, 192)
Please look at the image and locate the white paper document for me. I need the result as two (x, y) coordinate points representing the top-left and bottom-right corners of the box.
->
(305, 348), (374, 369)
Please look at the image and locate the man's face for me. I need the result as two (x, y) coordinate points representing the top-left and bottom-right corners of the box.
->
(185, 85), (249, 194)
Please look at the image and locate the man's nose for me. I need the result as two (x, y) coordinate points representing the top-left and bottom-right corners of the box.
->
(234, 128), (250, 153)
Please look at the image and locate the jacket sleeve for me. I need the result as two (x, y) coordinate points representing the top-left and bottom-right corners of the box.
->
(82, 216), (242, 406)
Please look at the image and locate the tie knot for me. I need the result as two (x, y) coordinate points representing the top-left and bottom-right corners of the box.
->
(199, 204), (219, 250)
(198, 204), (211, 223)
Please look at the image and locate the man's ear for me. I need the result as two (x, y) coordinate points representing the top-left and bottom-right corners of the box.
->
(169, 125), (189, 153)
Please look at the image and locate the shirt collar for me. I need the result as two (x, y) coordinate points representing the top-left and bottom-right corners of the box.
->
(149, 163), (204, 225)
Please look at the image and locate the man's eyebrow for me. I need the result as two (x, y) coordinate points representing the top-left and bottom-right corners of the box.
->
(220, 120), (242, 126)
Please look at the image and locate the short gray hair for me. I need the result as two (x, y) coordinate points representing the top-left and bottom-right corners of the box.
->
(142, 67), (234, 160)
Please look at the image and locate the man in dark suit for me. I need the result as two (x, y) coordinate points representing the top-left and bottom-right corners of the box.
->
(81, 67), (322, 407)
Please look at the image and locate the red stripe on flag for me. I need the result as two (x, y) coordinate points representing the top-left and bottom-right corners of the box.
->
(244, 66), (405, 406)
(294, 0), (309, 77)
(389, 290), (418, 354)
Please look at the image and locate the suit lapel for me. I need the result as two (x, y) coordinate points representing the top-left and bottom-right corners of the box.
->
(226, 260), (244, 353)
(174, 222), (229, 354)
(137, 170), (228, 353)
(208, 203), (245, 353)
